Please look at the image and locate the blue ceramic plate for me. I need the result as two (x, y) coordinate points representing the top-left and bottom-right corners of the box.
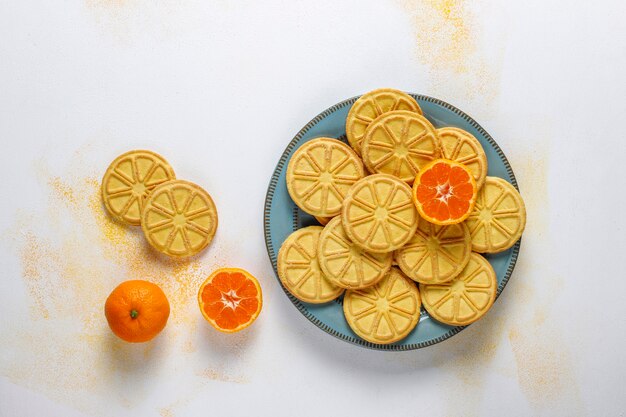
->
(264, 94), (520, 351)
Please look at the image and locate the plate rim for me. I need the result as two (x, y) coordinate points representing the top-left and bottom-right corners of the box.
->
(263, 93), (521, 351)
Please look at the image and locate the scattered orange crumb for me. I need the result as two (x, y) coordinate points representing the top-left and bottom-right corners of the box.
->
(159, 408), (175, 417)
(395, 0), (502, 109)
(198, 368), (248, 384)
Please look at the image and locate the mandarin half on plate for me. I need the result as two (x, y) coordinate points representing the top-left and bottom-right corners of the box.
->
(412, 159), (477, 225)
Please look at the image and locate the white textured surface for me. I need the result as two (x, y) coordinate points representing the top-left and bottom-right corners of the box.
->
(1, 1), (625, 416)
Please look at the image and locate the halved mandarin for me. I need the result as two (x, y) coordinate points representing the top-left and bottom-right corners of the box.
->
(412, 159), (477, 225)
(198, 268), (263, 333)
(101, 150), (175, 225)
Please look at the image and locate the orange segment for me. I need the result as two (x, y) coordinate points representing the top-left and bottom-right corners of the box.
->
(412, 159), (477, 225)
(198, 268), (263, 333)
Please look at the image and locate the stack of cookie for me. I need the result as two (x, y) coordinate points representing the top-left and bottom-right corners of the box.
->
(278, 88), (526, 345)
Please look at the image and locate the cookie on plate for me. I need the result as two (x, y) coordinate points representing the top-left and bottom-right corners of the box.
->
(361, 111), (441, 183)
(318, 216), (392, 289)
(421, 252), (497, 326)
(286, 138), (364, 217)
(465, 177), (526, 253)
(346, 89), (422, 156)
(395, 219), (471, 285)
(277, 226), (344, 303)
(343, 267), (421, 344)
(342, 174), (419, 253)
(437, 127), (488, 189)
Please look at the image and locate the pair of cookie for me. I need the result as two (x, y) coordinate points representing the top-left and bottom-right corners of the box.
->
(101, 150), (218, 258)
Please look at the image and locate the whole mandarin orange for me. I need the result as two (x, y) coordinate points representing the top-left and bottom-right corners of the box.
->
(105, 280), (170, 343)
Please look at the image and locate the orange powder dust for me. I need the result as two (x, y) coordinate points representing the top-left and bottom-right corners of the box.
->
(438, 308), (508, 416)
(197, 368), (248, 384)
(83, 0), (191, 44)
(48, 176), (79, 207)
(396, 0), (502, 109)
(508, 327), (583, 413)
(504, 145), (582, 413)
(159, 408), (175, 417)
(20, 232), (54, 320)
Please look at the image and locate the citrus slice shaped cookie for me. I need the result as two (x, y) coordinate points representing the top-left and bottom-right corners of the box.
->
(343, 267), (421, 344)
(438, 127), (488, 189)
(286, 138), (365, 217)
(342, 174), (419, 253)
(277, 226), (344, 303)
(141, 180), (218, 257)
(101, 150), (175, 225)
(361, 111), (441, 183)
(413, 159), (477, 225)
(346, 89), (422, 156)
(318, 216), (393, 289)
(395, 219), (471, 285)
(465, 176), (526, 253)
(421, 252), (497, 326)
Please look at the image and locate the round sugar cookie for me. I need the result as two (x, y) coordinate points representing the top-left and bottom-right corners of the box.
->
(421, 253), (497, 326)
(342, 174), (419, 254)
(395, 219), (471, 285)
(101, 150), (175, 225)
(286, 138), (365, 217)
(141, 180), (218, 258)
(346, 89), (422, 156)
(361, 111), (441, 184)
(343, 267), (421, 344)
(465, 177), (526, 253)
(318, 216), (393, 289)
(277, 226), (344, 304)
(437, 127), (488, 189)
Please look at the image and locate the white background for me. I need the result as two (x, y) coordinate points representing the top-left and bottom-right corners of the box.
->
(1, 1), (625, 416)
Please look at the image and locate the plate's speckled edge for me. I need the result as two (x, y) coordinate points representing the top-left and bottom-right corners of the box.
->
(263, 94), (521, 351)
